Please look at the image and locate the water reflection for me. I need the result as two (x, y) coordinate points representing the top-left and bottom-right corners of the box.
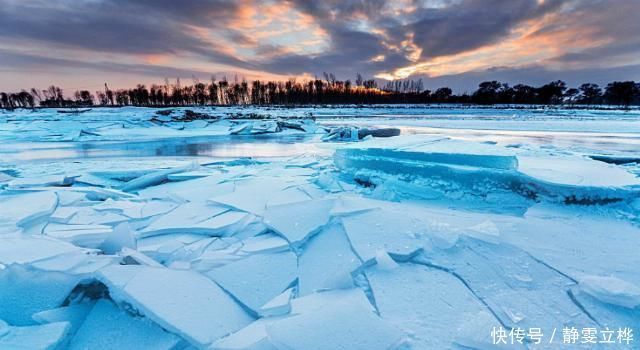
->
(3, 134), (323, 162)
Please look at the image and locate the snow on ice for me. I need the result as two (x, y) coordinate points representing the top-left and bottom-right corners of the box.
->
(1, 106), (640, 349)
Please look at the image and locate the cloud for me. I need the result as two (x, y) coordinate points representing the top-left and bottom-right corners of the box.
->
(0, 0), (638, 90)
(409, 0), (563, 58)
(0, 0), (253, 69)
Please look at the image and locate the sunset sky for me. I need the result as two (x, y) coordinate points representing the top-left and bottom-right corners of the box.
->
(1, 0), (639, 92)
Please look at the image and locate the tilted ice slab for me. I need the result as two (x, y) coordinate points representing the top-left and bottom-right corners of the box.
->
(97, 265), (254, 348)
(213, 288), (404, 350)
(577, 275), (640, 309)
(0, 191), (58, 232)
(0, 236), (113, 326)
(207, 250), (297, 314)
(298, 223), (361, 295)
(209, 176), (311, 216)
(68, 299), (182, 350)
(336, 135), (518, 170)
(517, 155), (640, 202)
(265, 288), (405, 350)
(44, 223), (113, 249)
(366, 262), (502, 349)
(32, 303), (95, 338)
(120, 163), (196, 193)
(0, 319), (70, 350)
(335, 135), (640, 203)
(140, 202), (226, 234)
(263, 198), (334, 246)
(341, 205), (459, 262)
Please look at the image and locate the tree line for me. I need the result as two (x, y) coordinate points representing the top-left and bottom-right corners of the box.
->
(1, 74), (639, 109)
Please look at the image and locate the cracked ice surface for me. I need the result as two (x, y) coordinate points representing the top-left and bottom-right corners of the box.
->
(1, 106), (640, 349)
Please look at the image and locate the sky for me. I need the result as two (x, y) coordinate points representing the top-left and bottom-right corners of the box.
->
(1, 0), (639, 93)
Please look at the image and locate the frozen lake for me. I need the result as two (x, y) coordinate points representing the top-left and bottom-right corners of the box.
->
(2, 105), (639, 163)
(1, 105), (639, 349)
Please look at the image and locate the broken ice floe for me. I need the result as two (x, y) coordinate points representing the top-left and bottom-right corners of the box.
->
(98, 265), (254, 348)
(67, 299), (182, 350)
(0, 319), (71, 350)
(322, 126), (401, 142)
(2, 112), (640, 349)
(577, 275), (640, 309)
(335, 135), (640, 205)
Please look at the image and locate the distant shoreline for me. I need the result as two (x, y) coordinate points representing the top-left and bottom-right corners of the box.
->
(2, 103), (639, 112)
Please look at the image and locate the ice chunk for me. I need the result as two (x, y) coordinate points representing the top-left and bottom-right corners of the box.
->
(258, 288), (294, 317)
(137, 233), (206, 263)
(32, 303), (94, 337)
(141, 174), (235, 203)
(100, 222), (136, 254)
(49, 206), (80, 224)
(119, 247), (163, 267)
(565, 286), (640, 332)
(0, 320), (70, 350)
(374, 250), (399, 271)
(298, 224), (360, 295)
(68, 299), (181, 350)
(44, 223), (113, 248)
(211, 318), (278, 350)
(209, 177), (308, 216)
(462, 220), (501, 244)
(167, 171), (212, 181)
(506, 204), (640, 288)
(98, 265), (253, 347)
(518, 155), (640, 188)
(266, 289), (404, 350)
(336, 136), (518, 170)
(578, 275), (640, 309)
(250, 120), (279, 134)
(414, 236), (598, 330)
(264, 186), (312, 207)
(263, 199), (333, 246)
(120, 163), (195, 192)
(140, 202), (233, 237)
(0, 171), (13, 183)
(322, 126), (359, 142)
(191, 240), (245, 271)
(0, 265), (84, 326)
(91, 198), (174, 223)
(0, 239), (113, 324)
(207, 251), (297, 313)
(366, 262), (500, 349)
(0, 235), (80, 266)
(330, 195), (380, 216)
(341, 208), (427, 262)
(239, 234), (290, 254)
(517, 155), (640, 202)
(8, 175), (75, 188)
(67, 208), (128, 226)
(229, 122), (251, 135)
(55, 191), (86, 206)
(0, 191), (58, 230)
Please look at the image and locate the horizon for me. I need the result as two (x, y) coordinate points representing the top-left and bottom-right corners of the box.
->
(1, 0), (639, 92)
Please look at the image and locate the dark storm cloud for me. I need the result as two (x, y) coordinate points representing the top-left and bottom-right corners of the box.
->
(543, 0), (640, 66)
(0, 49), (224, 79)
(259, 0), (413, 77)
(262, 0), (562, 77)
(408, 0), (563, 58)
(0, 1), (254, 69)
(261, 27), (411, 77)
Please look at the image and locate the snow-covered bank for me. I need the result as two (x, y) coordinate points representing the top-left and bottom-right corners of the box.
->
(1, 106), (639, 349)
